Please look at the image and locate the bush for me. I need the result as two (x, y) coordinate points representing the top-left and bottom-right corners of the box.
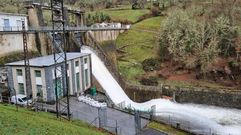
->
(142, 58), (160, 72)
(150, 6), (161, 16)
(86, 12), (111, 25)
(0, 51), (40, 66)
(159, 9), (241, 73)
(137, 13), (152, 22)
(140, 76), (158, 86)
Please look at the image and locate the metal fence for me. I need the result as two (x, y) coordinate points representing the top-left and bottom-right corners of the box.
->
(0, 26), (129, 32)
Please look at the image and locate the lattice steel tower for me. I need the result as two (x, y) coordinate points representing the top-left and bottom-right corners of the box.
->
(51, 0), (70, 120)
(22, 21), (32, 101)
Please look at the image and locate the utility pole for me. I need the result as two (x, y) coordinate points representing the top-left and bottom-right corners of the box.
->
(51, 0), (70, 120)
(22, 21), (32, 105)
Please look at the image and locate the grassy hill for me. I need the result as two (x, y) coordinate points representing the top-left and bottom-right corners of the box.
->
(148, 122), (188, 135)
(116, 17), (164, 83)
(88, 6), (150, 23)
(0, 104), (108, 135)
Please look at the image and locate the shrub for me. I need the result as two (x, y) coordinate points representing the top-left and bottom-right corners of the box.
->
(0, 51), (40, 66)
(137, 13), (152, 22)
(150, 6), (161, 16)
(86, 12), (111, 25)
(140, 76), (158, 86)
(142, 58), (160, 72)
(160, 10), (222, 73)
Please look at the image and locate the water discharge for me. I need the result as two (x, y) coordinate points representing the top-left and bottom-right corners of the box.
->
(81, 46), (241, 135)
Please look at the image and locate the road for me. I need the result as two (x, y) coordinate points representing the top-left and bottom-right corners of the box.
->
(70, 97), (149, 135)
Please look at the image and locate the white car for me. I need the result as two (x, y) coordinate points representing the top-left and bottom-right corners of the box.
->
(11, 94), (32, 106)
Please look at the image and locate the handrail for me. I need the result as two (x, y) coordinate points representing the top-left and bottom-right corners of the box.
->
(0, 26), (129, 32)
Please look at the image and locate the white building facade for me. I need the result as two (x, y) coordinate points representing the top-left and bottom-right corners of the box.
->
(6, 53), (92, 102)
(0, 12), (28, 31)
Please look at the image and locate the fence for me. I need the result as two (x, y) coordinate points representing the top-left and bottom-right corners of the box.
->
(70, 100), (122, 134)
(0, 26), (129, 32)
(0, 95), (11, 104)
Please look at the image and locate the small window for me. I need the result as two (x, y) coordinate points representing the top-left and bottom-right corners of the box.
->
(84, 58), (88, 64)
(36, 85), (43, 97)
(18, 83), (24, 94)
(35, 70), (41, 77)
(75, 61), (79, 67)
(16, 69), (23, 76)
(85, 69), (89, 87)
(3, 19), (10, 31)
(76, 72), (80, 91)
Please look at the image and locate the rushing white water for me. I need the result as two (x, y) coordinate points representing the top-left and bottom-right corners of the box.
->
(81, 46), (241, 135)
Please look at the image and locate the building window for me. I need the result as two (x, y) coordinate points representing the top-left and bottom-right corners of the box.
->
(76, 73), (80, 91)
(84, 58), (88, 64)
(75, 61), (79, 67)
(53, 78), (63, 97)
(85, 69), (89, 87)
(36, 85), (43, 97)
(3, 19), (10, 31)
(35, 70), (41, 77)
(18, 83), (24, 94)
(16, 69), (23, 76)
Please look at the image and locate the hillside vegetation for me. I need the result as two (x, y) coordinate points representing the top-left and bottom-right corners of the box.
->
(158, 0), (241, 88)
(116, 17), (164, 82)
(0, 0), (26, 14)
(115, 0), (241, 90)
(88, 6), (149, 23)
(0, 104), (108, 135)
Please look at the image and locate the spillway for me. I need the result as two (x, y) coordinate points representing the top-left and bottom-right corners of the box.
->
(81, 46), (241, 135)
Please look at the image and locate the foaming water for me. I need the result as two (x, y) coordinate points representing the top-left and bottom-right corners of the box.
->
(81, 46), (241, 135)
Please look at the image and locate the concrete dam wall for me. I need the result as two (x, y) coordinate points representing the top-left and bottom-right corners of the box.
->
(0, 33), (37, 56)
(90, 30), (125, 42)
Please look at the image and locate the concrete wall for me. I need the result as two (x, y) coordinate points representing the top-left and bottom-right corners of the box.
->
(44, 66), (54, 102)
(0, 33), (37, 57)
(124, 83), (163, 102)
(162, 87), (241, 109)
(27, 6), (50, 56)
(90, 30), (125, 42)
(124, 82), (241, 109)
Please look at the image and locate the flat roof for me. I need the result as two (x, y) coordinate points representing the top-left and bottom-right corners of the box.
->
(0, 12), (27, 17)
(6, 53), (89, 67)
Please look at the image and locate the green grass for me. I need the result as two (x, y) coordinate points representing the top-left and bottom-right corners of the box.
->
(116, 17), (164, 82)
(89, 6), (150, 23)
(0, 104), (107, 135)
(162, 79), (237, 91)
(148, 122), (189, 135)
(0, 51), (41, 66)
(0, 0), (26, 14)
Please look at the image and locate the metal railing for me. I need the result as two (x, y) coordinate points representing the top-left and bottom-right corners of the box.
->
(23, 0), (50, 6)
(0, 26), (26, 32)
(0, 25), (129, 32)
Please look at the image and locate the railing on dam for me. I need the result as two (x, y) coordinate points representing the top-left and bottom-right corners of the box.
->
(0, 25), (130, 33)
